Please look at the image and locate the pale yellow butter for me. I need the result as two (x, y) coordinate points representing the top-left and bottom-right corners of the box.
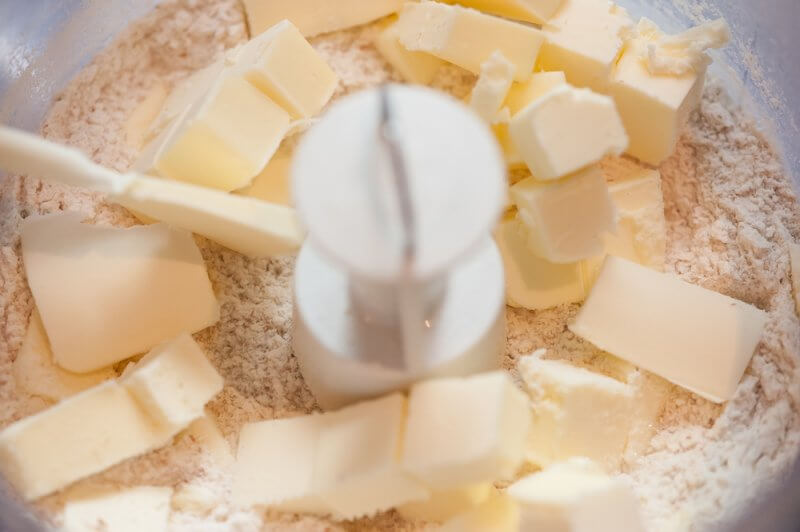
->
(63, 486), (172, 532)
(181, 412), (233, 468)
(439, 0), (563, 24)
(235, 151), (292, 205)
(440, 490), (520, 532)
(395, 2), (544, 82)
(398, 483), (492, 522)
(469, 52), (515, 124)
(376, 19), (445, 85)
(402, 372), (531, 489)
(570, 256), (769, 402)
(125, 83), (169, 149)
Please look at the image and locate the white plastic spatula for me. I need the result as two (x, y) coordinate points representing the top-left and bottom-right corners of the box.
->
(0, 126), (303, 257)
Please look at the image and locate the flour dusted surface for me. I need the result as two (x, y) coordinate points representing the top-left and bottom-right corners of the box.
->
(0, 1), (798, 530)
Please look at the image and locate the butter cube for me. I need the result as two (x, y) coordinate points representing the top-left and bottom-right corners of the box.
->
(608, 23), (705, 165)
(538, 0), (633, 91)
(21, 213), (219, 373)
(396, 2), (544, 82)
(570, 257), (769, 402)
(518, 355), (634, 470)
(13, 310), (115, 402)
(511, 167), (616, 263)
(398, 483), (492, 522)
(507, 459), (646, 531)
(63, 486), (172, 532)
(495, 217), (587, 310)
(121, 334), (223, 433)
(440, 491), (520, 532)
(242, 0), (403, 37)
(153, 75), (291, 191)
(314, 394), (428, 518)
(505, 71), (567, 115)
(791, 244), (800, 316)
(469, 52), (515, 124)
(402, 372), (531, 489)
(376, 20), (445, 85)
(439, 0), (563, 24)
(236, 20), (338, 119)
(181, 413), (233, 468)
(0, 381), (169, 500)
(235, 151), (292, 205)
(509, 84), (628, 180)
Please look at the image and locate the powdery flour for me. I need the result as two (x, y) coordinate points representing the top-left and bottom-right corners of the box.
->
(0, 1), (798, 531)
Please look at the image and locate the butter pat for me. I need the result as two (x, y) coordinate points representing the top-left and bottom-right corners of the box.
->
(518, 355), (634, 470)
(402, 371), (530, 489)
(538, 0), (633, 91)
(511, 167), (616, 263)
(235, 151), (292, 205)
(63, 486), (172, 532)
(509, 84), (628, 180)
(314, 394), (428, 518)
(507, 459), (646, 531)
(242, 0), (403, 37)
(396, 2), (544, 82)
(21, 213), (218, 373)
(469, 52), (515, 124)
(439, 0), (563, 24)
(236, 20), (338, 119)
(440, 491), (520, 532)
(121, 334), (223, 433)
(115, 175), (304, 258)
(376, 20), (445, 85)
(0, 381), (169, 500)
(791, 244), (800, 316)
(495, 217), (586, 310)
(571, 257), (769, 402)
(13, 311), (115, 402)
(398, 483), (492, 522)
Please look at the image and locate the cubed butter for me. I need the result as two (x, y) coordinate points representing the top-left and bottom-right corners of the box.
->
(0, 381), (170, 500)
(63, 486), (172, 532)
(398, 483), (492, 522)
(439, 0), (563, 24)
(517, 355), (634, 470)
(235, 20), (338, 119)
(538, 0), (633, 91)
(376, 19), (445, 85)
(469, 52), (515, 124)
(570, 256), (769, 402)
(507, 459), (646, 531)
(509, 84), (628, 180)
(440, 490), (520, 532)
(13, 310), (115, 402)
(20, 212), (219, 373)
(235, 150), (292, 205)
(243, 0), (403, 37)
(402, 371), (530, 489)
(791, 244), (800, 316)
(121, 334), (223, 433)
(181, 412), (233, 468)
(510, 167), (616, 263)
(396, 2), (544, 82)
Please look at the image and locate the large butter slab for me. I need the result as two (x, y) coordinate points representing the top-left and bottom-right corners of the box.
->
(570, 256), (769, 402)
(21, 212), (218, 373)
(376, 19), (445, 85)
(242, 0), (403, 37)
(439, 0), (563, 24)
(63, 486), (172, 532)
(396, 2), (544, 82)
(402, 372), (530, 489)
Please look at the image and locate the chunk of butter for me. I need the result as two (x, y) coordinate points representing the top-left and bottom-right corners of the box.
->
(13, 310), (115, 402)
(402, 371), (531, 489)
(440, 490), (521, 532)
(121, 334), (223, 434)
(608, 20), (706, 165)
(507, 459), (646, 531)
(538, 0), (633, 91)
(20, 213), (219, 373)
(181, 412), (233, 468)
(376, 19), (445, 85)
(236, 20), (338, 119)
(63, 486), (172, 532)
(398, 483), (492, 522)
(235, 151), (292, 205)
(243, 0), (403, 37)
(790, 244), (800, 316)
(509, 84), (628, 180)
(495, 217), (587, 310)
(0, 381), (170, 500)
(395, 2), (544, 82)
(511, 167), (616, 264)
(314, 394), (429, 519)
(570, 256), (769, 402)
(469, 52), (515, 124)
(518, 355), (634, 470)
(439, 0), (563, 24)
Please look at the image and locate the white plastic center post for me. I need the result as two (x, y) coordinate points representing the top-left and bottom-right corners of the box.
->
(291, 84), (507, 409)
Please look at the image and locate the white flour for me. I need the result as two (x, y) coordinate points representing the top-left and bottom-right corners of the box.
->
(0, 1), (798, 530)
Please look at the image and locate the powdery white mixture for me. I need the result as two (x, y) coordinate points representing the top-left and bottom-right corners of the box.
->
(0, 1), (798, 531)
